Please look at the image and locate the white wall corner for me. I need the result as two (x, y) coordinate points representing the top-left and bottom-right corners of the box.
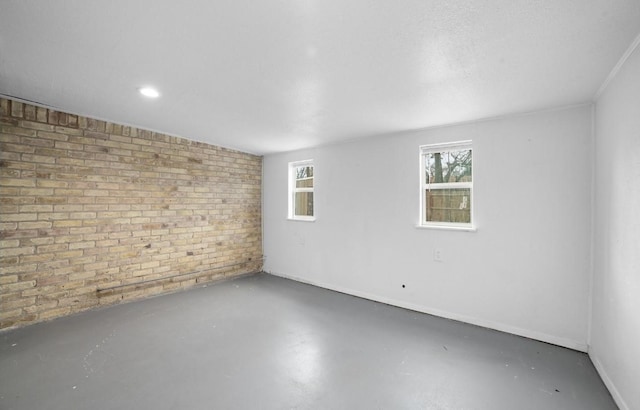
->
(587, 102), (596, 348)
(589, 353), (630, 410)
(594, 32), (640, 100)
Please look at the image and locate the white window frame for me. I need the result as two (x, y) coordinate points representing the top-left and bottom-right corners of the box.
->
(288, 159), (315, 221)
(419, 141), (475, 231)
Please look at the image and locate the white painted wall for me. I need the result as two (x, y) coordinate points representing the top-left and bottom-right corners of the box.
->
(590, 41), (640, 410)
(263, 106), (593, 351)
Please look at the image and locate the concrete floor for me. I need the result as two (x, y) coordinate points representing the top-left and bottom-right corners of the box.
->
(0, 273), (616, 410)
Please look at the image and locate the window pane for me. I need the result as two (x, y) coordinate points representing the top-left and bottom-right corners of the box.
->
(294, 192), (314, 216)
(425, 188), (471, 223)
(296, 178), (313, 188)
(295, 166), (314, 188)
(296, 166), (313, 179)
(425, 149), (472, 184)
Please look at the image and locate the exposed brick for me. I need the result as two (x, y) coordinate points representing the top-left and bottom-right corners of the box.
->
(0, 213), (38, 222)
(4, 280), (36, 292)
(20, 188), (55, 197)
(1, 125), (37, 137)
(0, 178), (36, 187)
(18, 221), (53, 230)
(0, 308), (23, 320)
(10, 101), (24, 118)
(36, 107), (48, 123)
(37, 131), (69, 141)
(20, 121), (55, 132)
(38, 306), (71, 320)
(0, 99), (10, 116)
(0, 97), (262, 329)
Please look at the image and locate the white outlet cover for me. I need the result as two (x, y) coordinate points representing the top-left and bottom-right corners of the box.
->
(434, 248), (443, 262)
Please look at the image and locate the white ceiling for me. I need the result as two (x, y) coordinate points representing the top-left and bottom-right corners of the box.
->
(1, 1), (639, 155)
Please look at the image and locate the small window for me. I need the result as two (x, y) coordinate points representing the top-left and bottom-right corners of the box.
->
(420, 141), (473, 229)
(289, 160), (315, 221)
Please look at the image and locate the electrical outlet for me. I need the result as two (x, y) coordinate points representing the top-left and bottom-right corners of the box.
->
(434, 248), (443, 262)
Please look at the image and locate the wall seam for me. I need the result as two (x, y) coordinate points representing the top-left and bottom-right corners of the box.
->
(593, 32), (640, 100)
(586, 103), (596, 349)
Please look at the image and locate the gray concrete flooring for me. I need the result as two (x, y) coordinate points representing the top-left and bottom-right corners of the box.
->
(0, 273), (616, 410)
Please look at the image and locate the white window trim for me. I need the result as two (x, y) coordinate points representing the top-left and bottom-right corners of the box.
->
(418, 141), (475, 231)
(288, 159), (315, 221)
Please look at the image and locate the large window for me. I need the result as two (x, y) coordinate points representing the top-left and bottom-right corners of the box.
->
(420, 141), (473, 229)
(288, 159), (314, 221)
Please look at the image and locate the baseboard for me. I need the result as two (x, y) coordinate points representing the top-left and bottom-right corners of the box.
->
(589, 352), (629, 410)
(268, 270), (588, 352)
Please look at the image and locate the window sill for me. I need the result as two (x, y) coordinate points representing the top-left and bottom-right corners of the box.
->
(288, 217), (316, 222)
(416, 224), (476, 232)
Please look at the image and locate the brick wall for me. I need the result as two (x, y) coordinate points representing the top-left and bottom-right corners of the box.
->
(0, 98), (262, 329)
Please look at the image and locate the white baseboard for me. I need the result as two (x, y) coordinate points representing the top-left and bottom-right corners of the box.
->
(267, 270), (588, 352)
(589, 352), (629, 410)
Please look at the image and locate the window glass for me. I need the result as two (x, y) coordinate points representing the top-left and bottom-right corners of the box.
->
(294, 192), (314, 217)
(289, 160), (315, 220)
(425, 149), (472, 184)
(425, 188), (471, 224)
(295, 166), (314, 188)
(420, 142), (473, 228)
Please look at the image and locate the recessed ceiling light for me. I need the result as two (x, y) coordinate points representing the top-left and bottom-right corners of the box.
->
(139, 87), (160, 98)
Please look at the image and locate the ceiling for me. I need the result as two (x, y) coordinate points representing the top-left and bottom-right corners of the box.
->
(1, 1), (639, 155)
